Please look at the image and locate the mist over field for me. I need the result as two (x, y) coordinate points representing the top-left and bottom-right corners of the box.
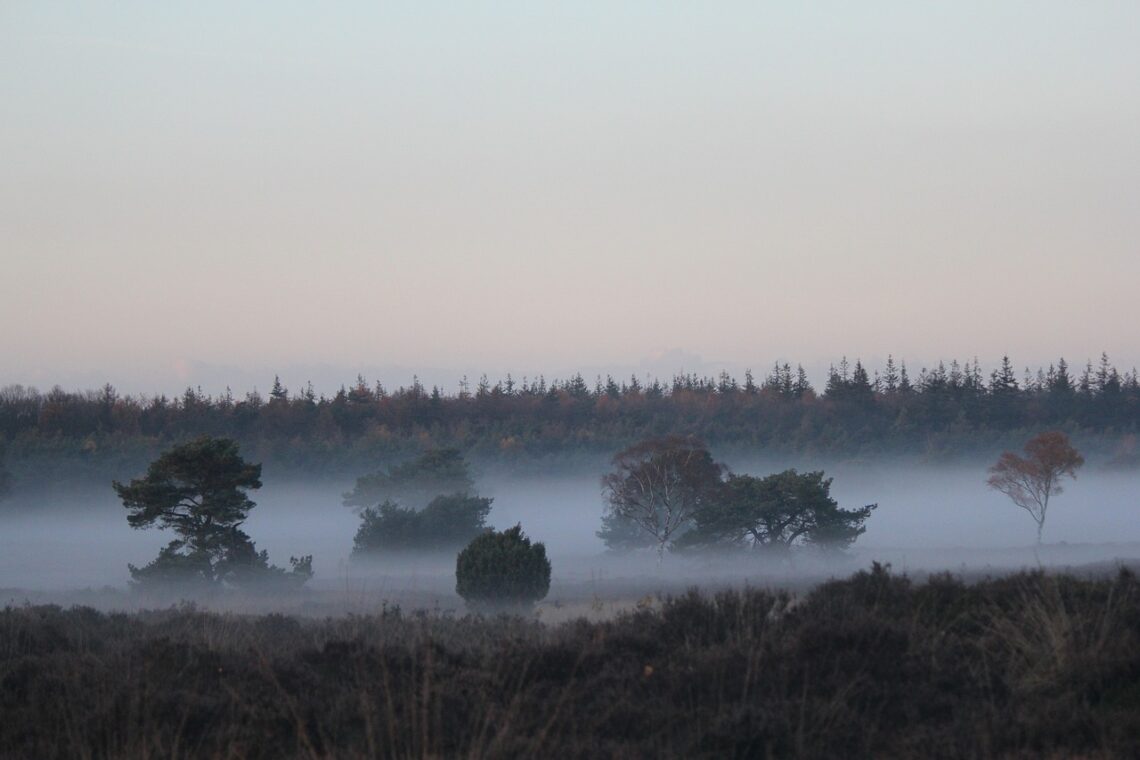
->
(3, 456), (1138, 609)
(5, 0), (1140, 753)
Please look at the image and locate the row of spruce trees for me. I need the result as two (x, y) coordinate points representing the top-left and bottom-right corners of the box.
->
(2, 354), (1137, 490)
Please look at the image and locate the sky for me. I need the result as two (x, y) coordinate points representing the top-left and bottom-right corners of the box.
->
(2, 2), (1138, 396)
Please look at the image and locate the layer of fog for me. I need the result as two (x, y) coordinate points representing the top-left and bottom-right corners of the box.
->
(2, 459), (1139, 608)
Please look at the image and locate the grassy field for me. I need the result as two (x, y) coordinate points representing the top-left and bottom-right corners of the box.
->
(2, 565), (1139, 758)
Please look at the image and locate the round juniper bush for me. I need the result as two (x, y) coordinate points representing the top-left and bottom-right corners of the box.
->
(455, 524), (551, 610)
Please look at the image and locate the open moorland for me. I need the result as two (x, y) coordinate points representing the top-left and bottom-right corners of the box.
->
(4, 565), (1140, 758)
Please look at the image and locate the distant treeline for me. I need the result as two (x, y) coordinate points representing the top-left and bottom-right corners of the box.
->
(2, 354), (1139, 487)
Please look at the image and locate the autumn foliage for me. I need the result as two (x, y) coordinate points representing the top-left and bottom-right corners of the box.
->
(987, 431), (1085, 544)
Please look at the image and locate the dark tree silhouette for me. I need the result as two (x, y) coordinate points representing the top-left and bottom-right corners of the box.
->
(4, 355), (1140, 492)
(680, 469), (876, 552)
(455, 525), (551, 611)
(352, 493), (493, 555)
(114, 437), (311, 588)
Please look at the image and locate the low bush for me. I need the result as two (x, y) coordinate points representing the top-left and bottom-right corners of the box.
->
(1, 567), (1138, 757)
(455, 524), (551, 610)
(352, 493), (492, 555)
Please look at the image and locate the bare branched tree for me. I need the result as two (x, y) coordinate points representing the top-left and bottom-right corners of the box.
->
(600, 435), (723, 559)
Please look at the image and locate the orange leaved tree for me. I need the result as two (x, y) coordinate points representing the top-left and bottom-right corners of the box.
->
(987, 431), (1084, 547)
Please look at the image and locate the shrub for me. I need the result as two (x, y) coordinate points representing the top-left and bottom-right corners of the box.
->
(2, 568), (1140, 757)
(353, 493), (492, 555)
(455, 525), (551, 611)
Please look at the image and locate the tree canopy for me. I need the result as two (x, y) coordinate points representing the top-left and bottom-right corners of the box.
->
(599, 435), (724, 558)
(345, 447), (492, 557)
(5, 352), (1139, 490)
(600, 437), (877, 556)
(352, 493), (493, 555)
(114, 436), (311, 589)
(987, 430), (1084, 545)
(679, 470), (877, 551)
(115, 436), (262, 538)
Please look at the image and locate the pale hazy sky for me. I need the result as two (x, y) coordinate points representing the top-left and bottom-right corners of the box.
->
(2, 2), (1138, 394)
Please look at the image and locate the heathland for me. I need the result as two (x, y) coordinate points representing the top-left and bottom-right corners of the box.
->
(3, 565), (1139, 758)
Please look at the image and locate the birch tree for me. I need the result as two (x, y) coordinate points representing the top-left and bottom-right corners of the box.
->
(599, 435), (723, 558)
(987, 431), (1084, 547)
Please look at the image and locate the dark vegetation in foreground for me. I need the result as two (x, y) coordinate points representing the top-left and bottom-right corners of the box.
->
(3, 353), (1140, 491)
(3, 566), (1140, 758)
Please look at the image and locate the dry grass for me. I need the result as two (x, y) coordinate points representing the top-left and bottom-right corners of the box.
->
(2, 566), (1139, 758)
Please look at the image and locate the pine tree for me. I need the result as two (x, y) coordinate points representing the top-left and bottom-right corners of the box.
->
(605, 375), (621, 399)
(743, 369), (757, 395)
(1079, 361), (1094, 396)
(850, 360), (873, 403)
(883, 355), (899, 394)
(794, 365), (813, 398)
(989, 356), (1019, 396)
(1049, 359), (1073, 395)
(115, 437), (311, 589)
(269, 376), (288, 403)
(898, 362), (913, 394)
